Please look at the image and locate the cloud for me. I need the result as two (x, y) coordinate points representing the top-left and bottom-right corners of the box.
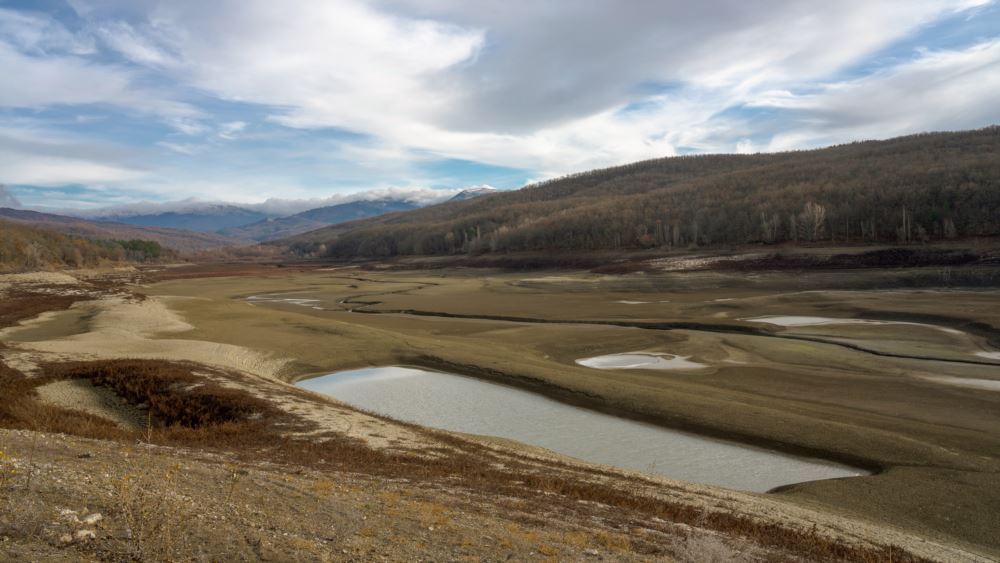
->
(0, 7), (198, 120)
(0, 7), (95, 55)
(1, 0), (998, 206)
(218, 121), (246, 140)
(95, 20), (177, 66)
(753, 39), (1000, 150)
(0, 123), (145, 186)
(157, 141), (200, 155)
(164, 116), (209, 135)
(101, 0), (985, 175)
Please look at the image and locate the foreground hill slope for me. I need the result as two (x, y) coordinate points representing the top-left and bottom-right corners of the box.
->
(283, 127), (1000, 257)
(0, 208), (243, 253)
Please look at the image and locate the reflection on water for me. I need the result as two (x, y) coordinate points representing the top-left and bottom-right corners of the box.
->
(299, 366), (865, 492)
(576, 352), (706, 370)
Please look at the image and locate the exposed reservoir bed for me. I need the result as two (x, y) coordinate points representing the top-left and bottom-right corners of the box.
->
(298, 366), (865, 492)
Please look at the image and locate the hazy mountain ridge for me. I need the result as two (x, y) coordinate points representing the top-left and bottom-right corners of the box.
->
(280, 127), (1000, 258)
(0, 185), (22, 209)
(220, 199), (419, 242)
(98, 205), (270, 232)
(0, 208), (243, 253)
(61, 187), (480, 233)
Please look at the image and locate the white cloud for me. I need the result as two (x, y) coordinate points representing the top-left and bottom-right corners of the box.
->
(96, 20), (176, 66)
(0, 8), (95, 55)
(157, 141), (200, 155)
(96, 0), (985, 175)
(164, 116), (209, 135)
(0, 41), (129, 107)
(2, 0), (998, 204)
(0, 123), (145, 186)
(756, 39), (1000, 150)
(218, 121), (246, 140)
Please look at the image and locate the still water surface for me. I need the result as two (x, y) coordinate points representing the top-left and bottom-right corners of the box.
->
(299, 366), (865, 492)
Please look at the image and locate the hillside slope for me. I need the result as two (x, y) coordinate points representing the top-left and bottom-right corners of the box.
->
(0, 208), (243, 253)
(221, 199), (418, 242)
(0, 220), (174, 271)
(283, 127), (1000, 258)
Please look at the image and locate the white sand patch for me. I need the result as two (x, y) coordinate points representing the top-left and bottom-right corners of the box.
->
(7, 296), (289, 379)
(744, 316), (965, 335)
(0, 271), (82, 293)
(576, 352), (707, 370)
(246, 295), (322, 308)
(35, 379), (147, 431)
(647, 253), (765, 272)
(614, 300), (650, 305)
(0, 272), (81, 285)
(921, 376), (1000, 392)
(975, 351), (1000, 360)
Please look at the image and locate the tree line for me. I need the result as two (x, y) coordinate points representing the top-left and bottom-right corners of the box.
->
(283, 127), (1000, 258)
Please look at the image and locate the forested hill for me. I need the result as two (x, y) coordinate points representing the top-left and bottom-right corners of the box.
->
(0, 220), (175, 272)
(284, 127), (1000, 258)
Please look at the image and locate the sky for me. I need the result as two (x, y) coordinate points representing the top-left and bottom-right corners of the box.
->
(1, 0), (999, 210)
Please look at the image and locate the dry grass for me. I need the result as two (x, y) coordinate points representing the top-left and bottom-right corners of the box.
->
(0, 355), (932, 562)
(47, 360), (277, 429)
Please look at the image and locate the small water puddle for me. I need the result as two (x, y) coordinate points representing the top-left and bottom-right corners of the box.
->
(246, 295), (325, 310)
(576, 352), (706, 370)
(299, 366), (865, 492)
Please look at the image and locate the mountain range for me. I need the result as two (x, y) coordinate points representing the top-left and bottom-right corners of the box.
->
(46, 186), (500, 242)
(220, 199), (419, 242)
(0, 208), (243, 252)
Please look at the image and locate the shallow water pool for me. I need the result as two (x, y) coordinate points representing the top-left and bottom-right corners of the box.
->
(299, 366), (866, 492)
(576, 352), (706, 370)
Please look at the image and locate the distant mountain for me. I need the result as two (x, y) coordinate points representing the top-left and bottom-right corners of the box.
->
(448, 186), (498, 201)
(99, 204), (269, 232)
(221, 199), (418, 242)
(281, 127), (1000, 258)
(0, 185), (21, 209)
(0, 208), (243, 253)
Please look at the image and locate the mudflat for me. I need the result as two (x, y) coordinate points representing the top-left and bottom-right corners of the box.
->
(4, 263), (998, 558)
(120, 264), (1000, 556)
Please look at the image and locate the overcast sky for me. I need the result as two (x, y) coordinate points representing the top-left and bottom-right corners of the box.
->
(1, 0), (999, 209)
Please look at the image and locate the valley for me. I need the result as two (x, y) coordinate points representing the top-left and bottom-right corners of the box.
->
(3, 248), (997, 560)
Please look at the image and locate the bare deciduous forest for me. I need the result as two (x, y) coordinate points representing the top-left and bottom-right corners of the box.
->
(0, 220), (174, 272)
(285, 127), (1000, 258)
